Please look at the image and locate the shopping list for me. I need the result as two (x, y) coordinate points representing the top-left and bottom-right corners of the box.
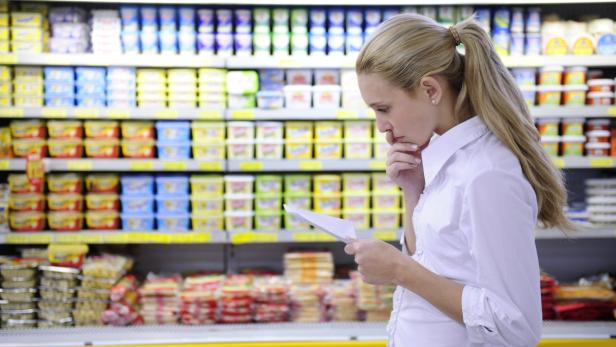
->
(283, 204), (357, 243)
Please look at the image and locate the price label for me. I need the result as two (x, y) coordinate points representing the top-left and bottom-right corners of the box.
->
(251, 232), (278, 243)
(239, 161), (263, 171)
(42, 108), (67, 118)
(74, 108), (98, 118)
(107, 108), (130, 119)
(230, 110), (255, 120)
(0, 107), (24, 118)
(191, 233), (212, 243)
(0, 160), (10, 170)
(5, 233), (53, 244)
(373, 230), (398, 241)
(199, 161), (223, 171)
(336, 110), (358, 119)
(231, 232), (254, 244)
(67, 160), (93, 171)
(0, 54), (17, 64)
(299, 160), (322, 171)
(155, 109), (179, 119)
(163, 161), (187, 171)
(130, 161), (155, 171)
(369, 160), (386, 170)
(197, 110), (223, 119)
(552, 158), (565, 168)
(103, 233), (130, 243)
(292, 232), (335, 242)
(608, 107), (616, 117)
(589, 158), (614, 168)
(278, 57), (299, 67)
(124, 232), (148, 243)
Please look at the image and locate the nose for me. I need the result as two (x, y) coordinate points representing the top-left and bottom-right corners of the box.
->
(375, 115), (391, 133)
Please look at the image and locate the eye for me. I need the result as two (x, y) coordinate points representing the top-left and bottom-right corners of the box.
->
(376, 107), (390, 114)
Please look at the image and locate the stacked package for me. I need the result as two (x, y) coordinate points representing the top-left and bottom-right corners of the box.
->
(0, 66), (10, 106)
(254, 175), (283, 230)
(38, 265), (79, 328)
(45, 67), (75, 107)
(84, 171), (121, 231)
(48, 7), (89, 54)
(284, 251), (333, 322)
(226, 71), (259, 109)
(288, 283), (324, 322)
(218, 275), (253, 324)
(107, 67), (136, 107)
(10, 6), (47, 54)
(324, 279), (358, 321)
(0, 2), (7, 53)
(137, 69), (166, 107)
(139, 274), (180, 325)
(0, 259), (39, 329)
(168, 69), (197, 107)
(198, 68), (227, 109)
(179, 274), (222, 325)
(253, 276), (290, 323)
(13, 67), (43, 107)
(7, 170), (45, 232)
(585, 178), (616, 226)
(541, 273), (557, 320)
(90, 9), (122, 54)
(554, 274), (616, 321)
(351, 271), (395, 321)
(76, 67), (106, 107)
(102, 275), (143, 326)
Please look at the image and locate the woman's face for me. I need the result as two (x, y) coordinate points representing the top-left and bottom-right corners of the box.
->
(358, 73), (437, 147)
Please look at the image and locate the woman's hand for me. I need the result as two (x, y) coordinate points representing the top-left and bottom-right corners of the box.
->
(344, 239), (407, 285)
(386, 131), (425, 196)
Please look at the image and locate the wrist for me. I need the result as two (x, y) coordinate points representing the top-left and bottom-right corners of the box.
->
(392, 253), (414, 286)
(403, 189), (421, 208)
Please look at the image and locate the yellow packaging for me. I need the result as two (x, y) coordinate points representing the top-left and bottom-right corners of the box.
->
(313, 194), (342, 213)
(192, 215), (224, 231)
(9, 120), (43, 139)
(315, 121), (342, 140)
(11, 27), (43, 41)
(86, 210), (119, 230)
(371, 173), (398, 193)
(18, 3), (49, 15)
(343, 193), (371, 211)
(84, 139), (120, 158)
(47, 120), (82, 139)
(84, 121), (119, 139)
(48, 211), (83, 231)
(121, 121), (154, 140)
(13, 82), (43, 95)
(47, 194), (83, 211)
(285, 141), (312, 159)
(86, 194), (119, 211)
(12, 138), (45, 157)
(8, 174), (40, 194)
(0, 39), (8, 53)
(0, 27), (8, 40)
(344, 141), (372, 159)
(226, 140), (254, 159)
(372, 192), (401, 210)
(315, 141), (342, 159)
(372, 210), (401, 229)
(342, 174), (371, 193)
(9, 211), (45, 231)
(48, 174), (82, 194)
(0, 97), (10, 106)
(0, 66), (11, 81)
(343, 210), (370, 230)
(14, 67), (42, 79)
(190, 175), (224, 196)
(137, 68), (166, 81)
(0, 14), (8, 27)
(373, 140), (390, 160)
(314, 175), (341, 195)
(0, 127), (11, 158)
(192, 122), (225, 141)
(0, 81), (11, 95)
(192, 141), (225, 160)
(12, 12), (43, 27)
(11, 40), (43, 53)
(13, 96), (43, 107)
(86, 174), (119, 193)
(168, 68), (197, 80)
(191, 196), (224, 213)
(285, 122), (313, 140)
(47, 139), (82, 158)
(9, 193), (44, 211)
(121, 140), (155, 158)
(344, 121), (373, 139)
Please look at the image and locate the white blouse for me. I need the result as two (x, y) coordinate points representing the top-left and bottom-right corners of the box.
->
(386, 116), (543, 347)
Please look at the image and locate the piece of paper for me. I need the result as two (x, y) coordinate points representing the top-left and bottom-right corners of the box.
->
(283, 204), (357, 243)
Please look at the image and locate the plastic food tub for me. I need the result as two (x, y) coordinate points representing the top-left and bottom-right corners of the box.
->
(313, 194), (341, 213)
(283, 85), (312, 109)
(586, 92), (614, 105)
(226, 140), (254, 159)
(121, 140), (155, 158)
(315, 141), (342, 159)
(8, 174), (43, 194)
(315, 121), (342, 140)
(47, 139), (83, 158)
(587, 79), (615, 92)
(10, 120), (45, 139)
(373, 140), (392, 160)
(192, 214), (224, 231)
(86, 210), (120, 230)
(343, 193), (371, 211)
(537, 85), (562, 106)
(344, 141), (372, 159)
(157, 141), (191, 159)
(541, 136), (560, 156)
(86, 193), (119, 211)
(224, 211), (254, 231)
(121, 213), (155, 231)
(256, 175), (283, 195)
(84, 139), (120, 158)
(191, 122), (225, 142)
(190, 175), (224, 196)
(285, 141), (312, 159)
(192, 141), (225, 160)
(255, 211), (282, 231)
(120, 175), (154, 195)
(48, 174), (83, 194)
(156, 195), (190, 213)
(255, 194), (282, 212)
(84, 121), (119, 139)
(12, 139), (46, 158)
(564, 66), (587, 85)
(121, 194), (155, 213)
(313, 85), (341, 108)
(343, 210), (370, 230)
(561, 118), (585, 136)
(156, 175), (189, 196)
(256, 91), (284, 109)
(47, 193), (83, 211)
(342, 173), (371, 193)
(561, 136), (586, 156)
(372, 192), (402, 210)
(586, 130), (610, 143)
(9, 194), (45, 212)
(284, 175), (311, 193)
(47, 120), (82, 139)
(86, 174), (119, 193)
(156, 213), (190, 231)
(48, 211), (83, 231)
(191, 196), (224, 213)
(256, 140), (283, 159)
(224, 175), (254, 195)
(538, 66), (564, 85)
(284, 212), (310, 229)
(227, 121), (255, 141)
(586, 142), (610, 156)
(587, 119), (610, 131)
(121, 121), (155, 140)
(537, 118), (560, 136)
(256, 122), (284, 140)
(156, 121), (190, 142)
(372, 173), (398, 192)
(372, 210), (401, 229)
(314, 175), (341, 195)
(562, 85), (588, 106)
(344, 121), (372, 139)
(285, 121), (313, 140)
(224, 194), (254, 212)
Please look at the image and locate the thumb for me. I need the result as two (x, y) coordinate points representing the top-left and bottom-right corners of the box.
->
(344, 241), (358, 255)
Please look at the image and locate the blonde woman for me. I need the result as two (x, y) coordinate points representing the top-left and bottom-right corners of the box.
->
(344, 14), (573, 347)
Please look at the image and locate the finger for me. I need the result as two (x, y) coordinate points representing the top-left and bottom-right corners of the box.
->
(386, 131), (394, 145)
(387, 162), (418, 179)
(387, 142), (419, 157)
(344, 241), (357, 255)
(386, 152), (420, 167)
(357, 265), (364, 274)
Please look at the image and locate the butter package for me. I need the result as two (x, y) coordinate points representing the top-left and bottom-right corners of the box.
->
(11, 12), (44, 28)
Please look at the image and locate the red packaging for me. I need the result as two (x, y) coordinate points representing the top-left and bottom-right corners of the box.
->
(9, 193), (45, 212)
(9, 211), (45, 232)
(8, 174), (44, 194)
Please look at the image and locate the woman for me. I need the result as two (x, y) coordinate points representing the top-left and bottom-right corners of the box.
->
(344, 14), (573, 347)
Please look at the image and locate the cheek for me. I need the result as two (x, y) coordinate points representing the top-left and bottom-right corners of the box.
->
(393, 107), (435, 140)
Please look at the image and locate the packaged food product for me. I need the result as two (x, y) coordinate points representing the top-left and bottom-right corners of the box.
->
(156, 121), (191, 142)
(255, 175), (283, 195)
(47, 139), (83, 158)
(344, 141), (373, 159)
(284, 85), (312, 109)
(519, 85), (536, 106)
(156, 195), (190, 213)
(1, 309), (36, 322)
(314, 175), (341, 195)
(191, 196), (224, 213)
(120, 194), (154, 213)
(9, 193), (44, 212)
(40, 276), (78, 291)
(586, 142), (610, 156)
(224, 175), (254, 195)
(539, 66), (564, 85)
(8, 174), (43, 194)
(255, 211), (282, 230)
(191, 122), (225, 142)
(12, 138), (46, 158)
(47, 193), (83, 211)
(255, 140), (283, 159)
(47, 244), (88, 268)
(155, 175), (189, 196)
(121, 121), (154, 140)
(224, 211), (254, 231)
(561, 118), (585, 136)
(586, 92), (614, 105)
(86, 174), (119, 193)
(343, 193), (371, 211)
(121, 213), (155, 231)
(86, 194), (119, 211)
(77, 287), (111, 300)
(157, 142), (191, 159)
(256, 91), (284, 109)
(587, 79), (615, 92)
(313, 85), (341, 109)
(9, 212), (45, 232)
(47, 120), (83, 139)
(344, 121), (372, 139)
(342, 174), (371, 193)
(47, 211), (82, 231)
(372, 173), (398, 192)
(0, 262), (38, 280)
(340, 209), (369, 230)
(286, 122), (313, 140)
(39, 265), (80, 280)
(226, 140), (254, 159)
(255, 194), (282, 212)
(191, 214), (224, 231)
(84, 121), (120, 139)
(313, 194), (341, 213)
(86, 210), (120, 230)
(39, 287), (75, 301)
(224, 194), (254, 212)
(156, 212), (190, 231)
(10, 120), (45, 139)
(1, 277), (37, 289)
(284, 175), (311, 194)
(121, 140), (155, 158)
(0, 287), (37, 301)
(315, 141), (342, 159)
(537, 85), (562, 106)
(226, 122), (254, 141)
(315, 121), (342, 140)
(284, 140), (311, 159)
(541, 136), (560, 156)
(586, 130), (610, 143)
(561, 85), (588, 106)
(372, 192), (402, 210)
(189, 175), (223, 196)
(564, 66), (587, 85)
(0, 299), (36, 311)
(84, 139), (120, 158)
(372, 210), (401, 229)
(587, 119), (610, 131)
(121, 175), (155, 195)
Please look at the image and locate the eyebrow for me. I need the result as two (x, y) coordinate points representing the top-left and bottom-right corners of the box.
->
(369, 102), (388, 108)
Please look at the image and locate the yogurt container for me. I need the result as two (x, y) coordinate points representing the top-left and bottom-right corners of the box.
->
(284, 192), (311, 210)
(156, 213), (190, 231)
(48, 212), (82, 232)
(226, 140), (254, 159)
(343, 210), (370, 230)
(156, 121), (190, 142)
(47, 193), (83, 212)
(190, 175), (224, 196)
(48, 174), (83, 194)
(157, 142), (191, 160)
(286, 122), (313, 140)
(86, 210), (120, 230)
(291, 33), (309, 55)
(224, 194), (254, 212)
(84, 121), (119, 139)
(372, 210), (401, 229)
(564, 66), (587, 85)
(586, 92), (614, 105)
(284, 211), (310, 230)
(314, 175), (341, 195)
(309, 8), (326, 34)
(286, 70), (312, 85)
(285, 141), (313, 159)
(84, 139), (119, 158)
(120, 194), (154, 213)
(561, 136), (586, 156)
(344, 121), (372, 139)
(225, 175), (255, 195)
(561, 118), (585, 136)
(309, 33), (327, 55)
(541, 136), (560, 156)
(315, 121), (342, 140)
(284, 175), (311, 194)
(192, 214), (224, 231)
(191, 196), (224, 213)
(586, 142), (610, 156)
(227, 122), (255, 141)
(511, 68), (536, 86)
(342, 173), (371, 193)
(9, 211), (45, 232)
(121, 213), (155, 231)
(10, 120), (45, 139)
(192, 141), (225, 160)
(562, 85), (588, 106)
(122, 121), (155, 140)
(224, 211), (254, 231)
(539, 66), (564, 85)
(121, 175), (154, 195)
(372, 173), (398, 192)
(537, 85), (562, 106)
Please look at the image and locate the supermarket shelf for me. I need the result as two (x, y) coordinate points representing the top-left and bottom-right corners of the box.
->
(0, 107), (225, 120)
(1, 321), (615, 347)
(0, 53), (225, 68)
(229, 229), (402, 244)
(226, 55), (358, 69)
(531, 106), (616, 118)
(227, 108), (375, 120)
(500, 55), (616, 68)
(535, 227), (616, 239)
(0, 159), (225, 172)
(0, 231), (228, 244)
(27, 0), (616, 3)
(227, 159), (386, 172)
(552, 156), (616, 169)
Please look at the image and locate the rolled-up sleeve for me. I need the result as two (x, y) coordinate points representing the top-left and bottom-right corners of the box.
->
(460, 170), (542, 346)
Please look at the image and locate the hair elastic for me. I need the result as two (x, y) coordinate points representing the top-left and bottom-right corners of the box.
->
(448, 26), (461, 46)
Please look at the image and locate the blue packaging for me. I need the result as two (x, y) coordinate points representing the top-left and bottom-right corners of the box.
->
(346, 33), (363, 54)
(121, 213), (155, 231)
(140, 6), (158, 27)
(327, 33), (345, 55)
(526, 7), (541, 33)
(511, 68), (536, 86)
(364, 8), (382, 28)
(259, 69), (285, 87)
(157, 142), (191, 159)
(156, 212), (190, 231)
(492, 30), (510, 55)
(216, 32), (233, 56)
(510, 33), (525, 55)
(76, 83), (106, 96)
(159, 6), (177, 31)
(596, 33), (616, 55)
(510, 8), (524, 33)
(310, 33), (327, 55)
(45, 82), (74, 97)
(178, 30), (196, 54)
(76, 97), (105, 107)
(525, 33), (541, 55)
(310, 8), (326, 34)
(108, 99), (137, 108)
(44, 67), (74, 82)
(156, 195), (190, 213)
(328, 8), (345, 35)
(475, 8), (491, 33)
(493, 7), (510, 32)
(156, 175), (189, 196)
(120, 6), (139, 31)
(156, 121), (191, 141)
(122, 30), (141, 54)
(45, 97), (74, 107)
(141, 29), (159, 54)
(216, 9), (233, 33)
(121, 175), (155, 195)
(121, 194), (155, 213)
(160, 30), (178, 54)
(235, 9), (252, 33)
(197, 9), (215, 33)
(346, 8), (363, 35)
(197, 33), (215, 54)
(178, 6), (195, 29)
(234, 33), (253, 55)
(76, 67), (106, 82)
(383, 7), (400, 21)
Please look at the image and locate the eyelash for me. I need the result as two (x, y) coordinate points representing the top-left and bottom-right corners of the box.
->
(377, 107), (390, 113)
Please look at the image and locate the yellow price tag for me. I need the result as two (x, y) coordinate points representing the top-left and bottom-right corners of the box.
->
(197, 110), (223, 119)
(191, 232), (212, 243)
(55, 234), (80, 243)
(199, 161), (223, 171)
(0, 107), (24, 117)
(336, 110), (358, 119)
(130, 161), (155, 171)
(107, 108), (130, 119)
(42, 108), (67, 118)
(373, 230), (398, 241)
(74, 108), (98, 118)
(609, 107), (616, 117)
(239, 161), (263, 171)
(299, 160), (322, 171)
(0, 54), (17, 64)
(155, 109), (179, 119)
(5, 233), (53, 244)
(0, 160), (10, 170)
(278, 57), (299, 67)
(67, 160), (93, 171)
(292, 232), (335, 242)
(589, 157), (614, 168)
(251, 232), (278, 243)
(231, 232), (254, 244)
(369, 160), (386, 170)
(163, 161), (187, 171)
(102, 233), (129, 243)
(124, 232), (148, 243)
(231, 110), (255, 120)
(552, 158), (565, 168)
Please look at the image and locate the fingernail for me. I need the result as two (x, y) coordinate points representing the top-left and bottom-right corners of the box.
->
(410, 144), (418, 150)
(415, 159), (422, 164)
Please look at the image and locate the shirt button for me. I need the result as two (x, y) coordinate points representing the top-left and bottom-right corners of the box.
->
(415, 250), (424, 256)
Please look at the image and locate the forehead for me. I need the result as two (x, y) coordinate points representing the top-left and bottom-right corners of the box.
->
(357, 73), (408, 102)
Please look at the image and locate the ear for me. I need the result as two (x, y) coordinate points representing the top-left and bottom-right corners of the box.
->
(418, 76), (443, 106)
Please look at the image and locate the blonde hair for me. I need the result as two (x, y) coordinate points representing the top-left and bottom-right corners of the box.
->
(357, 14), (573, 231)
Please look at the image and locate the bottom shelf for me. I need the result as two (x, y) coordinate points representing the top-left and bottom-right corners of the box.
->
(1, 322), (615, 347)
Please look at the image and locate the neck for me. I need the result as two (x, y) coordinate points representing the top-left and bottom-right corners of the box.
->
(434, 96), (474, 135)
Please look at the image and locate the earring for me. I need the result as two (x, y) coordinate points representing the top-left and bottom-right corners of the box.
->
(431, 99), (437, 105)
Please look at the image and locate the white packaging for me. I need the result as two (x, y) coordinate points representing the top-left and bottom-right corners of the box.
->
(286, 69), (312, 85)
(226, 140), (255, 159)
(256, 122), (284, 140)
(256, 140), (284, 159)
(314, 69), (340, 85)
(313, 85), (341, 108)
(227, 121), (255, 141)
(283, 85), (312, 109)
(340, 69), (358, 88)
(342, 89), (365, 109)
